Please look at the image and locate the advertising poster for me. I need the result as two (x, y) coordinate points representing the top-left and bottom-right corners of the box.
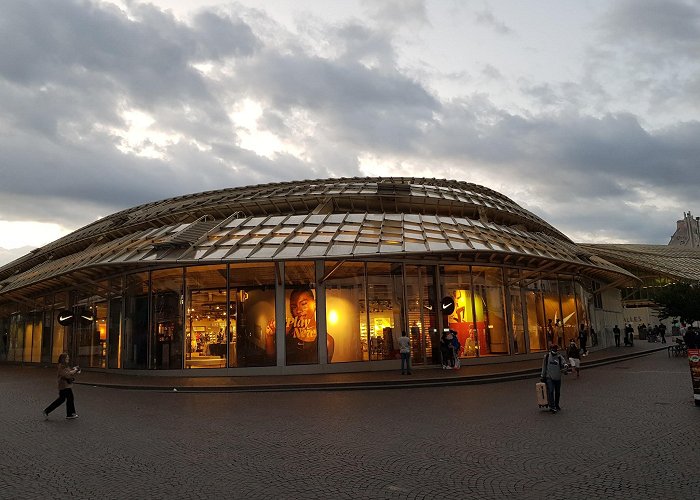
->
(285, 288), (336, 364)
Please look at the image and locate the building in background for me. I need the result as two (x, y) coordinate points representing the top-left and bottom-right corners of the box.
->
(669, 212), (700, 248)
(0, 178), (691, 375)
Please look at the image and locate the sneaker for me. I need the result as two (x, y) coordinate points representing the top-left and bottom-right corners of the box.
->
(550, 408), (558, 414)
(42, 411), (49, 420)
(555, 406), (562, 411)
(66, 414), (79, 419)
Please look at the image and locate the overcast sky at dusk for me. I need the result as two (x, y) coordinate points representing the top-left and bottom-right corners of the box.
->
(1, 0), (698, 265)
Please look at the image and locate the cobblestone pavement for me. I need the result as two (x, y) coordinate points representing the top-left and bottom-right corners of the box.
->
(1, 351), (697, 499)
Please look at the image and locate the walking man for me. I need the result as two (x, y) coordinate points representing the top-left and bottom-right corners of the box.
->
(578, 324), (588, 355)
(398, 331), (411, 375)
(613, 325), (621, 347)
(540, 344), (569, 413)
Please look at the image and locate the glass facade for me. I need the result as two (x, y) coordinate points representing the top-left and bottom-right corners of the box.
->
(325, 261), (366, 363)
(0, 261), (597, 370)
(229, 262), (276, 368)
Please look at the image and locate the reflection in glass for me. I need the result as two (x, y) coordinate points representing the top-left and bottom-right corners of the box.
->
(525, 281), (547, 352)
(507, 269), (526, 354)
(230, 263), (276, 367)
(185, 265), (227, 369)
(366, 263), (403, 361)
(541, 279), (561, 347)
(51, 292), (68, 363)
(441, 265), (478, 358)
(123, 272), (149, 369)
(405, 265), (437, 364)
(559, 278), (578, 346)
(472, 267), (509, 355)
(152, 269), (183, 369)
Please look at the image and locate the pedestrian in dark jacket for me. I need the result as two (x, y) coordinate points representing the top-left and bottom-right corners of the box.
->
(578, 324), (588, 355)
(440, 330), (455, 369)
(540, 344), (569, 413)
(613, 325), (621, 347)
(43, 352), (80, 420)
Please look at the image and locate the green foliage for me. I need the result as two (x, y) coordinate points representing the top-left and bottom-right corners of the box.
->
(653, 283), (700, 324)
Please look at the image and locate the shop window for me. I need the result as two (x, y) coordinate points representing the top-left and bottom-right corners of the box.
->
(75, 282), (109, 369)
(51, 292), (68, 363)
(472, 267), (509, 355)
(285, 262), (319, 365)
(405, 265), (438, 364)
(28, 310), (42, 362)
(123, 272), (149, 370)
(229, 263), (276, 368)
(524, 281), (547, 352)
(325, 261), (366, 363)
(40, 299), (53, 364)
(441, 265), (479, 358)
(152, 269), (184, 369)
(541, 279), (561, 347)
(559, 278), (578, 346)
(185, 265), (227, 369)
(365, 263), (404, 361)
(507, 269), (526, 354)
(0, 306), (9, 361)
(108, 278), (122, 369)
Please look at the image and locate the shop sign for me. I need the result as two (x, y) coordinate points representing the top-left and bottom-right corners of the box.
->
(57, 308), (95, 326)
(440, 296), (455, 316)
(57, 309), (74, 326)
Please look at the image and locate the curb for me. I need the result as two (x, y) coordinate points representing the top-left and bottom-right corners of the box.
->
(76, 347), (667, 393)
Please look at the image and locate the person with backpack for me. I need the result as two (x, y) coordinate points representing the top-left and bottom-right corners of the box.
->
(540, 344), (569, 413)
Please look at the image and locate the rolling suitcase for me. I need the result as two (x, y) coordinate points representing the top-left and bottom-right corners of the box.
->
(536, 382), (548, 408)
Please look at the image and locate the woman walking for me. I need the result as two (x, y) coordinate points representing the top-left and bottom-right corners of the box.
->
(43, 352), (80, 420)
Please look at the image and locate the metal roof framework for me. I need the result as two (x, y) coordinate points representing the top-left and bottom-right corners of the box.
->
(0, 178), (639, 303)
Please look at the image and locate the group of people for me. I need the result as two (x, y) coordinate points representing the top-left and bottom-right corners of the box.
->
(613, 322), (669, 347)
(440, 329), (461, 370)
(639, 323), (667, 343)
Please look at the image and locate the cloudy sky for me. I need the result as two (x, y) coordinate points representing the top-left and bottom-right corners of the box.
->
(1, 0), (698, 265)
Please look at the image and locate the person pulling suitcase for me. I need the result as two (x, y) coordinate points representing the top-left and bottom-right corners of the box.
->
(540, 344), (569, 414)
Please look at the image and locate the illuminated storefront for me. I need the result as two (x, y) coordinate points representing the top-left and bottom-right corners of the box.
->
(0, 178), (636, 374)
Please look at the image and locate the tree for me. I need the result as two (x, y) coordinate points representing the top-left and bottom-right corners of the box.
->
(653, 283), (700, 325)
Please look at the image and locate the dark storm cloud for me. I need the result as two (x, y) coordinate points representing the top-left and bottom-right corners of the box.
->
(234, 48), (438, 152)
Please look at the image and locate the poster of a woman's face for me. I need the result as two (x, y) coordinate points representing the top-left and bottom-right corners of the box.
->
(285, 288), (335, 363)
(287, 289), (317, 341)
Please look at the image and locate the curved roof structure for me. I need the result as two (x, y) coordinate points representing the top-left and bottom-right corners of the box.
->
(581, 244), (700, 282)
(0, 177), (637, 299)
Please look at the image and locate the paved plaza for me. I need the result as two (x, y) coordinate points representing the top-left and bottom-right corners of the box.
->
(1, 350), (697, 499)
